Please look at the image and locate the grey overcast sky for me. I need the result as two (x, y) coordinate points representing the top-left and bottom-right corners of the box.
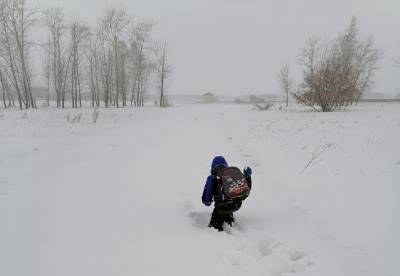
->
(29, 0), (400, 96)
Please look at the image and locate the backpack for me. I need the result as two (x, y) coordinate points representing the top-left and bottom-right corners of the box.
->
(216, 167), (250, 202)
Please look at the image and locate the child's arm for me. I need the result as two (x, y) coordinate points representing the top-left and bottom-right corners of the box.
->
(201, 176), (213, 206)
(244, 166), (253, 190)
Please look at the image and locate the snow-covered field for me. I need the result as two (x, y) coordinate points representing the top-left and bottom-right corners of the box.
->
(0, 103), (399, 276)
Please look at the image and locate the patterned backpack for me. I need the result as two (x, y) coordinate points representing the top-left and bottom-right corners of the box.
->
(217, 167), (250, 202)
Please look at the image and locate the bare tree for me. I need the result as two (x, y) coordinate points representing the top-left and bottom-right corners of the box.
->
(44, 7), (74, 108)
(278, 63), (291, 107)
(117, 40), (129, 107)
(96, 30), (114, 108)
(42, 39), (51, 107)
(0, 69), (13, 108)
(0, 69), (6, 108)
(0, 0), (36, 109)
(129, 20), (154, 107)
(86, 31), (101, 107)
(154, 39), (171, 107)
(100, 6), (130, 108)
(0, 8), (24, 109)
(69, 20), (89, 108)
(293, 17), (381, 112)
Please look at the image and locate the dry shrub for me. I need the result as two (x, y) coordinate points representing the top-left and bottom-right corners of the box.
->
(293, 17), (381, 112)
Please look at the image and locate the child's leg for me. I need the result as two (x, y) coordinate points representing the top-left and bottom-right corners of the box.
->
(208, 207), (224, 231)
(223, 212), (235, 226)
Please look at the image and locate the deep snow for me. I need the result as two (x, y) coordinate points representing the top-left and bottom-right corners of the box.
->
(0, 103), (399, 276)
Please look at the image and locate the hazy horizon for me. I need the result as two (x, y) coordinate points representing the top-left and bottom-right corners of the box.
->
(29, 0), (400, 96)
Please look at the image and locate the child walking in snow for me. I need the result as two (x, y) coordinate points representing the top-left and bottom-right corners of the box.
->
(202, 156), (252, 231)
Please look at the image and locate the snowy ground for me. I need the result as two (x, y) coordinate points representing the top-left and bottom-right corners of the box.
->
(0, 103), (399, 276)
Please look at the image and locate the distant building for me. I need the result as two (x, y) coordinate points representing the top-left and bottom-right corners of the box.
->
(203, 92), (217, 103)
(249, 95), (266, 103)
(235, 94), (279, 104)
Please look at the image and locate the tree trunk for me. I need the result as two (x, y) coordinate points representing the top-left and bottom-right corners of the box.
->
(114, 40), (119, 108)
(77, 67), (82, 108)
(0, 71), (7, 109)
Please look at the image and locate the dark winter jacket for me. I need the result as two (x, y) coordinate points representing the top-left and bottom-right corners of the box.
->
(202, 156), (252, 207)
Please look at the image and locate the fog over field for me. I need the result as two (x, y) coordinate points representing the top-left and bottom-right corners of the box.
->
(27, 0), (400, 97)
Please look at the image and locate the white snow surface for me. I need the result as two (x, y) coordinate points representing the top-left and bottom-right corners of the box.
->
(0, 103), (399, 276)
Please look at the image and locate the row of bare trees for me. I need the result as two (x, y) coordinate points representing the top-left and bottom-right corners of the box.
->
(279, 17), (382, 112)
(0, 0), (171, 110)
(0, 0), (35, 109)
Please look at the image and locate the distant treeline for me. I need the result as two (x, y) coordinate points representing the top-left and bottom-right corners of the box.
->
(0, 0), (170, 110)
